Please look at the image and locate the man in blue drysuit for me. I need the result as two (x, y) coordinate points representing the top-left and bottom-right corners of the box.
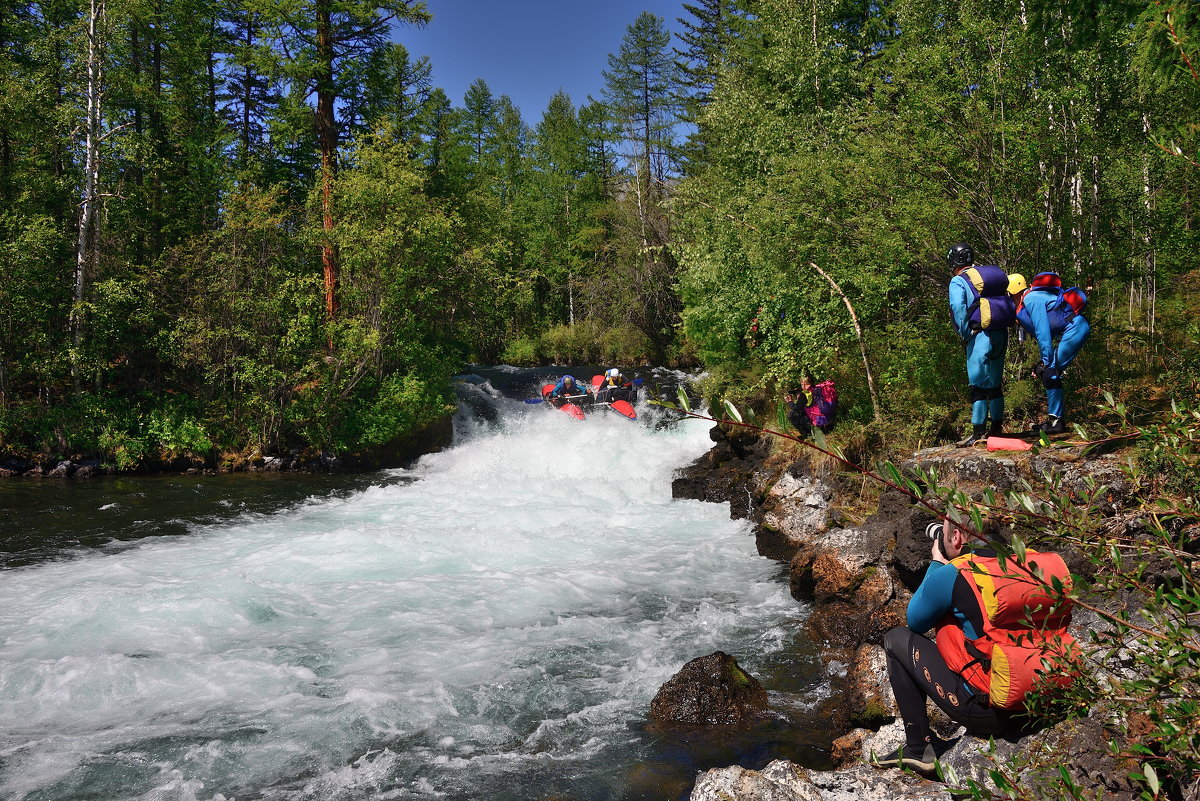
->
(1016, 282), (1090, 435)
(947, 243), (1008, 447)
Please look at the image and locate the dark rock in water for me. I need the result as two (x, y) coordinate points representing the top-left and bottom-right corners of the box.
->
(673, 426), (769, 520)
(2, 456), (32, 474)
(649, 651), (770, 726)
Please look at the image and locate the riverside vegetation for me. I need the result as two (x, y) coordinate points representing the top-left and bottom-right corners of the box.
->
(2, 2), (1198, 472)
(667, 392), (1199, 800)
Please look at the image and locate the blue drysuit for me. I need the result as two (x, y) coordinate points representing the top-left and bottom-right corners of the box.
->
(906, 560), (982, 640)
(1016, 290), (1090, 420)
(550, 376), (586, 398)
(949, 273), (1008, 426)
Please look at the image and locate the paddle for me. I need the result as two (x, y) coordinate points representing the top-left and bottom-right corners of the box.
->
(525, 392), (589, 404)
(524, 377), (641, 404)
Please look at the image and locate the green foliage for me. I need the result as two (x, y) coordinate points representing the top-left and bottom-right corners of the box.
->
(0, 213), (71, 400)
(500, 336), (540, 366)
(673, 0), (1200, 438)
(146, 406), (214, 459)
(99, 424), (149, 473)
(538, 319), (607, 364)
(532, 318), (654, 366)
(1130, 397), (1200, 500)
(336, 371), (452, 451)
(4, 0), (1199, 477)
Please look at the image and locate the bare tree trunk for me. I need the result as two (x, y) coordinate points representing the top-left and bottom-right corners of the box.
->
(1042, 99), (1055, 244)
(71, 0), (105, 389)
(316, 0), (339, 326)
(1141, 110), (1157, 335)
(807, 262), (883, 423)
(566, 190), (575, 325)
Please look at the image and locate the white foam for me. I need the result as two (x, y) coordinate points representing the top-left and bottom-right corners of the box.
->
(0, 412), (803, 800)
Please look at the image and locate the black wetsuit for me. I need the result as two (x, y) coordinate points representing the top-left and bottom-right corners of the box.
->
(883, 550), (1015, 749)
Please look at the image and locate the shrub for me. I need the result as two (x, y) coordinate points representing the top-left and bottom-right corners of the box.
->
(500, 336), (540, 366)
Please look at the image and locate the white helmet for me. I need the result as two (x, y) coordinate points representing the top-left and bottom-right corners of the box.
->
(607, 368), (620, 378)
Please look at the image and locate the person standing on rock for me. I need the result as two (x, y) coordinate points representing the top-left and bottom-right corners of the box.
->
(947, 243), (1021, 447)
(874, 516), (1076, 772)
(1014, 273), (1091, 435)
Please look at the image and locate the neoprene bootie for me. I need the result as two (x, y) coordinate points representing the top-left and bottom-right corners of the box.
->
(872, 741), (936, 772)
(1043, 416), (1066, 434)
(957, 423), (987, 447)
(988, 419), (1004, 437)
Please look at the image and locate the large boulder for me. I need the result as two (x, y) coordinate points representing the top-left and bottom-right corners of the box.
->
(901, 445), (1135, 512)
(757, 469), (836, 561)
(689, 759), (820, 801)
(690, 759), (946, 801)
(787, 516), (908, 652)
(837, 715), (1138, 800)
(673, 427), (771, 519)
(649, 651), (771, 726)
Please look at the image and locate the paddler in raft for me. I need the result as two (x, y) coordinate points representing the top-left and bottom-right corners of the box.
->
(596, 368), (637, 405)
(546, 374), (589, 407)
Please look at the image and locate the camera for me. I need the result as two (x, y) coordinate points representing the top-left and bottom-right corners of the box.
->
(925, 521), (947, 556)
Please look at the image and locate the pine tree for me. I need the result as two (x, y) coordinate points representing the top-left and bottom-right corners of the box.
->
(602, 11), (681, 188)
(600, 12), (684, 360)
(340, 42), (431, 144)
(220, 3), (279, 174)
(259, 0), (430, 324)
(461, 77), (495, 181)
(673, 0), (739, 167)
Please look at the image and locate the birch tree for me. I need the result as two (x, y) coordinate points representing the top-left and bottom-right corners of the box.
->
(71, 0), (106, 384)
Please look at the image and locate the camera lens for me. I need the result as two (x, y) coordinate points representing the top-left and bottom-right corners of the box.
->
(925, 522), (943, 540)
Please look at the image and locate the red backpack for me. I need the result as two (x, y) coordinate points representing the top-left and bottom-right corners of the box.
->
(806, 380), (837, 427)
(935, 551), (1081, 710)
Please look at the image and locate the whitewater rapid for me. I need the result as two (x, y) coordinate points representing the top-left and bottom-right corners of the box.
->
(0, 386), (812, 801)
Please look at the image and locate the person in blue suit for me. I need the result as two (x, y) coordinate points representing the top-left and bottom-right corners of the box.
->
(548, 375), (586, 402)
(947, 243), (1016, 447)
(1015, 276), (1090, 434)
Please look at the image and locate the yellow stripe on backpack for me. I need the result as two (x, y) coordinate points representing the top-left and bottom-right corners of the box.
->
(978, 298), (992, 330)
(965, 267), (986, 292)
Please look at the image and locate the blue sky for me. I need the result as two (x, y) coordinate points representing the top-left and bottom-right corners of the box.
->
(398, 0), (688, 122)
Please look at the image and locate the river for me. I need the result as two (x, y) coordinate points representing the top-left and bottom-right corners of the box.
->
(0, 367), (831, 801)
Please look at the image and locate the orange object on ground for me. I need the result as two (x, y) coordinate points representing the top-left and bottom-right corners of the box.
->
(987, 436), (1032, 451)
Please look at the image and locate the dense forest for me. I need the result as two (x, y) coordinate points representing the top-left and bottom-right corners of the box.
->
(1, 0), (1197, 467)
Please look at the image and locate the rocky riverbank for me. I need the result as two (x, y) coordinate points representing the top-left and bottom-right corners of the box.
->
(671, 424), (1148, 800)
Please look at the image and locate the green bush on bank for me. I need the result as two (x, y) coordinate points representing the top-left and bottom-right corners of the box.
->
(499, 319), (656, 366)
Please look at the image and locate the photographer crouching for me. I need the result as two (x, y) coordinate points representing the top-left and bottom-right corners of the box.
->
(874, 515), (1077, 772)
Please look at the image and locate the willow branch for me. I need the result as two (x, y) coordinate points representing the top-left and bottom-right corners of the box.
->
(806, 261), (883, 423)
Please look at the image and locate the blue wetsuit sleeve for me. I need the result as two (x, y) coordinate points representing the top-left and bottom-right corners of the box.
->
(948, 276), (972, 340)
(907, 561), (960, 633)
(1023, 295), (1055, 365)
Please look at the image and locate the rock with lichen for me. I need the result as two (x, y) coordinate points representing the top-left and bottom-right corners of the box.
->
(648, 651), (771, 726)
